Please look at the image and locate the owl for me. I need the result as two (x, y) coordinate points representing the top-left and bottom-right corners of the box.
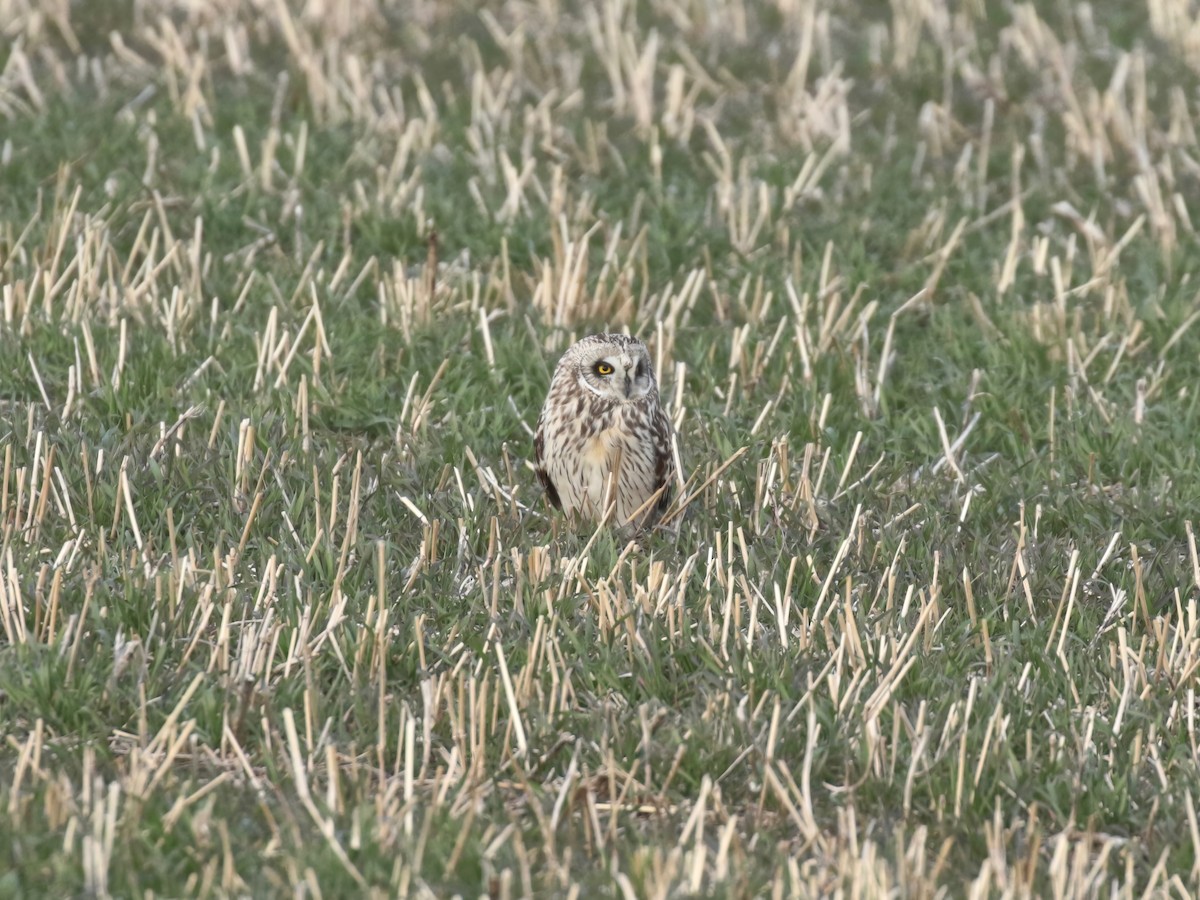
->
(534, 333), (676, 529)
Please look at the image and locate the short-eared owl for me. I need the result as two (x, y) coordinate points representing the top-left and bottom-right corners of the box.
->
(534, 334), (675, 529)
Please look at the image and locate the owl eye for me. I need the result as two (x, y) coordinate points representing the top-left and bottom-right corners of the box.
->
(595, 362), (614, 376)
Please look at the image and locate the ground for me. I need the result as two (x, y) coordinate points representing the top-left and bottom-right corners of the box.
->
(2, 0), (1200, 896)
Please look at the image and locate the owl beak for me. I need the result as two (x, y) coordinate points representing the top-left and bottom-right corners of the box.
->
(624, 374), (632, 398)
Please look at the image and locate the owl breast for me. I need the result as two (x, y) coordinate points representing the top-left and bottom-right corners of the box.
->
(544, 402), (664, 526)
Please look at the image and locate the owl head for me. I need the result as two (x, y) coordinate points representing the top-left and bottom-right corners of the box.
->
(558, 333), (657, 402)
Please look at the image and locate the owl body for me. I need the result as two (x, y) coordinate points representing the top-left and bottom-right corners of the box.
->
(534, 334), (675, 528)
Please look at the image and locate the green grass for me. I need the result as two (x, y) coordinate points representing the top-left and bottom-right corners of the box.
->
(4, 0), (1200, 895)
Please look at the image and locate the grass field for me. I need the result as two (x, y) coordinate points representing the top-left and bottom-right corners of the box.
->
(4, 0), (1200, 895)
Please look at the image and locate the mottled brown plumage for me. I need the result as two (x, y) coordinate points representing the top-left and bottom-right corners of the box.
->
(534, 334), (675, 528)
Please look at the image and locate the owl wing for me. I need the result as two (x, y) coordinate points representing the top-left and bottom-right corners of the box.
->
(533, 416), (562, 510)
(651, 404), (675, 514)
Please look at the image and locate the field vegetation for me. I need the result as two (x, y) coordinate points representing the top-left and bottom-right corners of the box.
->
(3, 0), (1200, 895)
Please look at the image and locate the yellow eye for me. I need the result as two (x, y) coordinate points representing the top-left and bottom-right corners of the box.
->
(596, 362), (614, 376)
